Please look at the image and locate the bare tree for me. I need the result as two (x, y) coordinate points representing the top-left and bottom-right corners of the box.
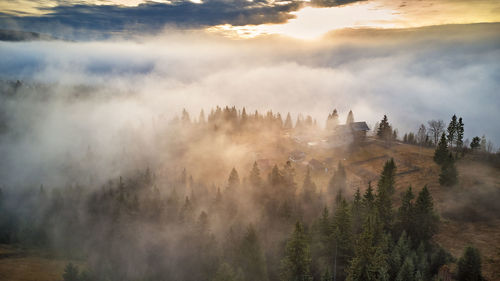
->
(427, 120), (444, 146)
(417, 124), (427, 145)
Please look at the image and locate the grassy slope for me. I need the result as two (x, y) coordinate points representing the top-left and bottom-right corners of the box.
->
(0, 245), (83, 281)
(342, 140), (500, 280)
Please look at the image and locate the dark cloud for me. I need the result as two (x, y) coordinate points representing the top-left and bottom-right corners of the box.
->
(0, 0), (310, 39)
(310, 0), (365, 8)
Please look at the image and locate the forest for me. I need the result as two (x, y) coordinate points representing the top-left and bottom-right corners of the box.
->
(0, 94), (496, 281)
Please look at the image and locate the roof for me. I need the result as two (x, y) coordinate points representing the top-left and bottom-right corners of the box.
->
(334, 121), (370, 133)
(349, 121), (370, 131)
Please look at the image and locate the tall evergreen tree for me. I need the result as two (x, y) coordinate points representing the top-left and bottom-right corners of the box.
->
(302, 167), (317, 202)
(457, 246), (484, 281)
(328, 162), (347, 198)
(284, 113), (293, 129)
(457, 117), (464, 149)
(249, 162), (262, 188)
(63, 263), (79, 281)
(227, 168), (240, 191)
(362, 182), (376, 215)
(434, 133), (449, 165)
(396, 186), (415, 238)
(413, 186), (439, 245)
(377, 159), (396, 195)
(346, 110), (354, 124)
(346, 215), (389, 281)
(332, 199), (354, 281)
(281, 222), (313, 281)
(439, 154), (458, 186)
(239, 225), (268, 281)
(447, 115), (458, 148)
(377, 115), (392, 141)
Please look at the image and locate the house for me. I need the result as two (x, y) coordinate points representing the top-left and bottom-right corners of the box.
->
(327, 121), (370, 146)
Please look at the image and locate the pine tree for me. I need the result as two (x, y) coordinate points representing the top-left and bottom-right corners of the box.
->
(447, 115), (458, 148)
(376, 159), (396, 231)
(332, 199), (354, 281)
(457, 246), (484, 281)
(328, 162), (346, 197)
(439, 154), (458, 186)
(239, 225), (268, 281)
(362, 182), (375, 215)
(470, 136), (481, 150)
(396, 257), (415, 281)
(284, 113), (293, 129)
(377, 115), (392, 141)
(377, 159), (396, 195)
(63, 263), (79, 281)
(302, 167), (317, 202)
(199, 109), (206, 124)
(227, 168), (240, 191)
(434, 133), (449, 165)
(413, 186), (438, 245)
(346, 110), (354, 124)
(249, 162), (262, 188)
(457, 117), (464, 149)
(396, 186), (414, 238)
(346, 215), (389, 281)
(351, 188), (363, 235)
(280, 222), (313, 281)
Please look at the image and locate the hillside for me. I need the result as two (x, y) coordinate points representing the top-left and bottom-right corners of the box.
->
(1, 138), (498, 280)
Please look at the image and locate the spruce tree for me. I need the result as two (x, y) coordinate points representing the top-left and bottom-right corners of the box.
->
(396, 186), (415, 238)
(447, 115), (458, 148)
(239, 225), (268, 281)
(346, 110), (354, 124)
(346, 215), (389, 281)
(281, 222), (313, 281)
(457, 246), (484, 281)
(377, 115), (392, 141)
(434, 133), (449, 165)
(332, 199), (354, 281)
(470, 136), (481, 150)
(63, 263), (79, 281)
(377, 158), (396, 195)
(457, 117), (464, 149)
(328, 162), (347, 197)
(284, 113), (293, 130)
(413, 186), (439, 245)
(396, 257), (415, 281)
(228, 168), (240, 190)
(439, 154), (458, 186)
(362, 182), (375, 215)
(376, 159), (396, 231)
(302, 167), (317, 202)
(249, 162), (262, 188)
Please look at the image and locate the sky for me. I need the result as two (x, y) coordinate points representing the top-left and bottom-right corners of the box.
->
(1, 0), (500, 39)
(0, 0), (499, 187)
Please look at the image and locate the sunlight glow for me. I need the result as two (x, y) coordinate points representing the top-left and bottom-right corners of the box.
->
(207, 2), (401, 40)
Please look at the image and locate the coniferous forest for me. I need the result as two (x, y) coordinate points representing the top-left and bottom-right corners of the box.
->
(1, 98), (497, 281)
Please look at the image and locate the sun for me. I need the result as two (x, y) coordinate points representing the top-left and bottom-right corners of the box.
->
(207, 2), (401, 40)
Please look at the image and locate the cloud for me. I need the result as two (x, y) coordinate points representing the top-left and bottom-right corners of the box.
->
(0, 23), (499, 187)
(0, 0), (307, 39)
